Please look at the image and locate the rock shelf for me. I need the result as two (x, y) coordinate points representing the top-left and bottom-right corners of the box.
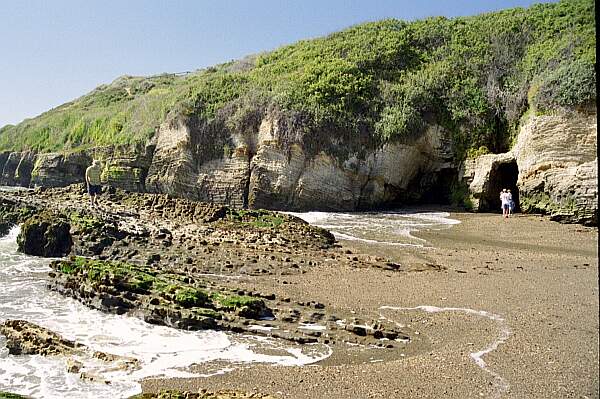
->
(0, 185), (413, 350)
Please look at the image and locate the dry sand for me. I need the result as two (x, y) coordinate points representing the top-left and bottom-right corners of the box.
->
(142, 212), (599, 398)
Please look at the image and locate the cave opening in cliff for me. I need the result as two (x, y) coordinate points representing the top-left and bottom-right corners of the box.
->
(420, 168), (456, 205)
(484, 161), (519, 212)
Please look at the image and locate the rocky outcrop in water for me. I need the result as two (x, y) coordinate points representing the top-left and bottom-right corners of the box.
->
(0, 319), (139, 383)
(0, 319), (84, 356)
(16, 212), (73, 257)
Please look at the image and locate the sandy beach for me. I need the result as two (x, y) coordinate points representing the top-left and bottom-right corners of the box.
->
(141, 211), (599, 398)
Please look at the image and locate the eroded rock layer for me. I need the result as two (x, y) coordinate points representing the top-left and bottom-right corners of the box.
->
(0, 110), (596, 225)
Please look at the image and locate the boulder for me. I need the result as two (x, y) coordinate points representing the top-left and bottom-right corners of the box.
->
(17, 212), (72, 257)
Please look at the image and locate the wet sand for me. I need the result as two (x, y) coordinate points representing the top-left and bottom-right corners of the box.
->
(142, 212), (598, 398)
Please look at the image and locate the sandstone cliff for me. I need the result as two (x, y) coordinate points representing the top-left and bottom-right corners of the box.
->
(0, 1), (595, 224)
(142, 111), (456, 211)
(460, 110), (597, 225)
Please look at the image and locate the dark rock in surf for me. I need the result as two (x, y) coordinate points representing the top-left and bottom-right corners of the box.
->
(17, 212), (72, 257)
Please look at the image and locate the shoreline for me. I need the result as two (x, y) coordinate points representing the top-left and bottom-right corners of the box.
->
(1, 186), (597, 398)
(141, 211), (598, 398)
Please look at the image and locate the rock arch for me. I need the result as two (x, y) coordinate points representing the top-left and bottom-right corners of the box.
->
(484, 160), (519, 212)
(460, 153), (519, 213)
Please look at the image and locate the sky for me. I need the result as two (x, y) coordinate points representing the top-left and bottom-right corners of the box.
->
(0, 0), (557, 127)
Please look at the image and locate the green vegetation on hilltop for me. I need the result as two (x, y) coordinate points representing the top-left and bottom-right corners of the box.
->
(0, 0), (594, 159)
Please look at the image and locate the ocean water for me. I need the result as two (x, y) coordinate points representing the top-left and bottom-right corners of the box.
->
(0, 227), (330, 399)
(289, 209), (460, 247)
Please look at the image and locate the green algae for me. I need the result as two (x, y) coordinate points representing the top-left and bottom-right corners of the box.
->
(69, 212), (104, 233)
(211, 293), (263, 310)
(173, 287), (210, 308)
(0, 393), (30, 399)
(227, 209), (285, 229)
(52, 257), (267, 319)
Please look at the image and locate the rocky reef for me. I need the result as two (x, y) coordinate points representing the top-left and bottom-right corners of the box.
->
(48, 256), (406, 346)
(1, 185), (414, 351)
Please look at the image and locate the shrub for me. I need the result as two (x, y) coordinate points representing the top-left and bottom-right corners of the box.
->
(0, 0), (594, 160)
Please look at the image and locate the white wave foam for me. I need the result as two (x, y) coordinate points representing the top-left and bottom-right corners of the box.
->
(380, 305), (510, 398)
(289, 209), (459, 247)
(0, 225), (21, 245)
(0, 229), (331, 398)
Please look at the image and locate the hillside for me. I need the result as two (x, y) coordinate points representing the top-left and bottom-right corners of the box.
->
(0, 0), (595, 158)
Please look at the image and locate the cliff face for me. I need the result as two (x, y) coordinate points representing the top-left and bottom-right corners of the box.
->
(0, 113), (457, 212)
(512, 110), (597, 225)
(146, 112), (455, 211)
(0, 145), (151, 194)
(0, 109), (596, 225)
(461, 110), (597, 225)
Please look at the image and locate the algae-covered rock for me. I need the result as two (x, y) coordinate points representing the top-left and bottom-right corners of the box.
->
(0, 392), (31, 399)
(16, 212), (72, 257)
(128, 389), (278, 399)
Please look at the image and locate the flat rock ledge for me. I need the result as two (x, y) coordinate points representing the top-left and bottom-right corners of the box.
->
(129, 389), (278, 399)
(48, 256), (408, 347)
(0, 319), (139, 384)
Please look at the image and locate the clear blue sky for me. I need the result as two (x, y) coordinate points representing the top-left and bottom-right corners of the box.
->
(0, 0), (556, 127)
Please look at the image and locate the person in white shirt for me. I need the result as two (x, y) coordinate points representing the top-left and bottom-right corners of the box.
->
(500, 189), (510, 218)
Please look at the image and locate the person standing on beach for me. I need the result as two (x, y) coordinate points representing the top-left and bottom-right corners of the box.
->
(507, 189), (514, 217)
(500, 189), (510, 218)
(85, 159), (103, 207)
